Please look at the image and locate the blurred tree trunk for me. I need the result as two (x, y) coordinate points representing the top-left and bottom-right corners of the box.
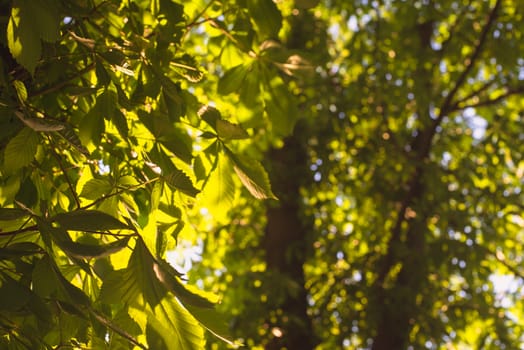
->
(263, 128), (316, 350)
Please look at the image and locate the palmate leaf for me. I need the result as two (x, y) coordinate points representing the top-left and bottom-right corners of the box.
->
(101, 240), (207, 349)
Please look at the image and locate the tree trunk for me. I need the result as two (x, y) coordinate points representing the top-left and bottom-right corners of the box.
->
(263, 131), (316, 350)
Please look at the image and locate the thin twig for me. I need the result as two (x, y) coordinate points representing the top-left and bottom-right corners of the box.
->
(29, 62), (96, 98)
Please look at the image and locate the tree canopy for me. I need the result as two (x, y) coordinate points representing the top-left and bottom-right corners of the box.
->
(0, 0), (523, 349)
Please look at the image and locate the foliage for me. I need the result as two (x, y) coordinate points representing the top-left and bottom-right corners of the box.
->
(0, 0), (296, 348)
(1, 0), (524, 349)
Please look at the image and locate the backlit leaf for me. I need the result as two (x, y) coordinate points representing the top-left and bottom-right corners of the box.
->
(225, 147), (277, 200)
(3, 127), (39, 173)
(164, 168), (200, 197)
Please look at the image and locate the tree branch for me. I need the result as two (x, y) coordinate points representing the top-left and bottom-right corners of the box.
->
(440, 0), (502, 116)
(0, 225), (38, 236)
(29, 62), (96, 98)
(451, 86), (524, 111)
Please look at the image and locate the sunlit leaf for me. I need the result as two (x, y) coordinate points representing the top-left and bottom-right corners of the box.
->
(3, 127), (39, 173)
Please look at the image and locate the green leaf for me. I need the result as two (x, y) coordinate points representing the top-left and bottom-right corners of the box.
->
(32, 255), (90, 306)
(7, 2), (41, 75)
(164, 168), (200, 197)
(52, 210), (130, 232)
(217, 64), (248, 95)
(3, 126), (39, 173)
(79, 178), (113, 200)
(59, 236), (130, 259)
(95, 59), (111, 86)
(199, 154), (237, 221)
(112, 109), (129, 138)
(225, 147), (277, 200)
(144, 296), (206, 350)
(31, 0), (61, 42)
(58, 124), (90, 156)
(216, 119), (249, 140)
(154, 259), (216, 308)
(198, 105), (221, 130)
(0, 207), (28, 221)
(171, 54), (204, 83)
(264, 81), (300, 137)
(97, 89), (118, 120)
(101, 240), (166, 306)
(79, 105), (105, 147)
(13, 80), (27, 102)
(0, 273), (32, 311)
(185, 304), (239, 346)
(0, 243), (42, 259)
(159, 126), (194, 164)
(247, 0), (283, 39)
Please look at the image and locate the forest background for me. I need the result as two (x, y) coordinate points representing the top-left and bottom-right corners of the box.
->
(0, 0), (523, 349)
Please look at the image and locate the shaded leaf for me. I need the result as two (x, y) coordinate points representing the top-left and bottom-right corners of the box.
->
(247, 0), (283, 39)
(216, 119), (249, 140)
(198, 105), (221, 130)
(0, 207), (28, 221)
(32, 255), (90, 306)
(0, 243), (42, 259)
(52, 210), (130, 232)
(59, 236), (130, 259)
(217, 64), (247, 95)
